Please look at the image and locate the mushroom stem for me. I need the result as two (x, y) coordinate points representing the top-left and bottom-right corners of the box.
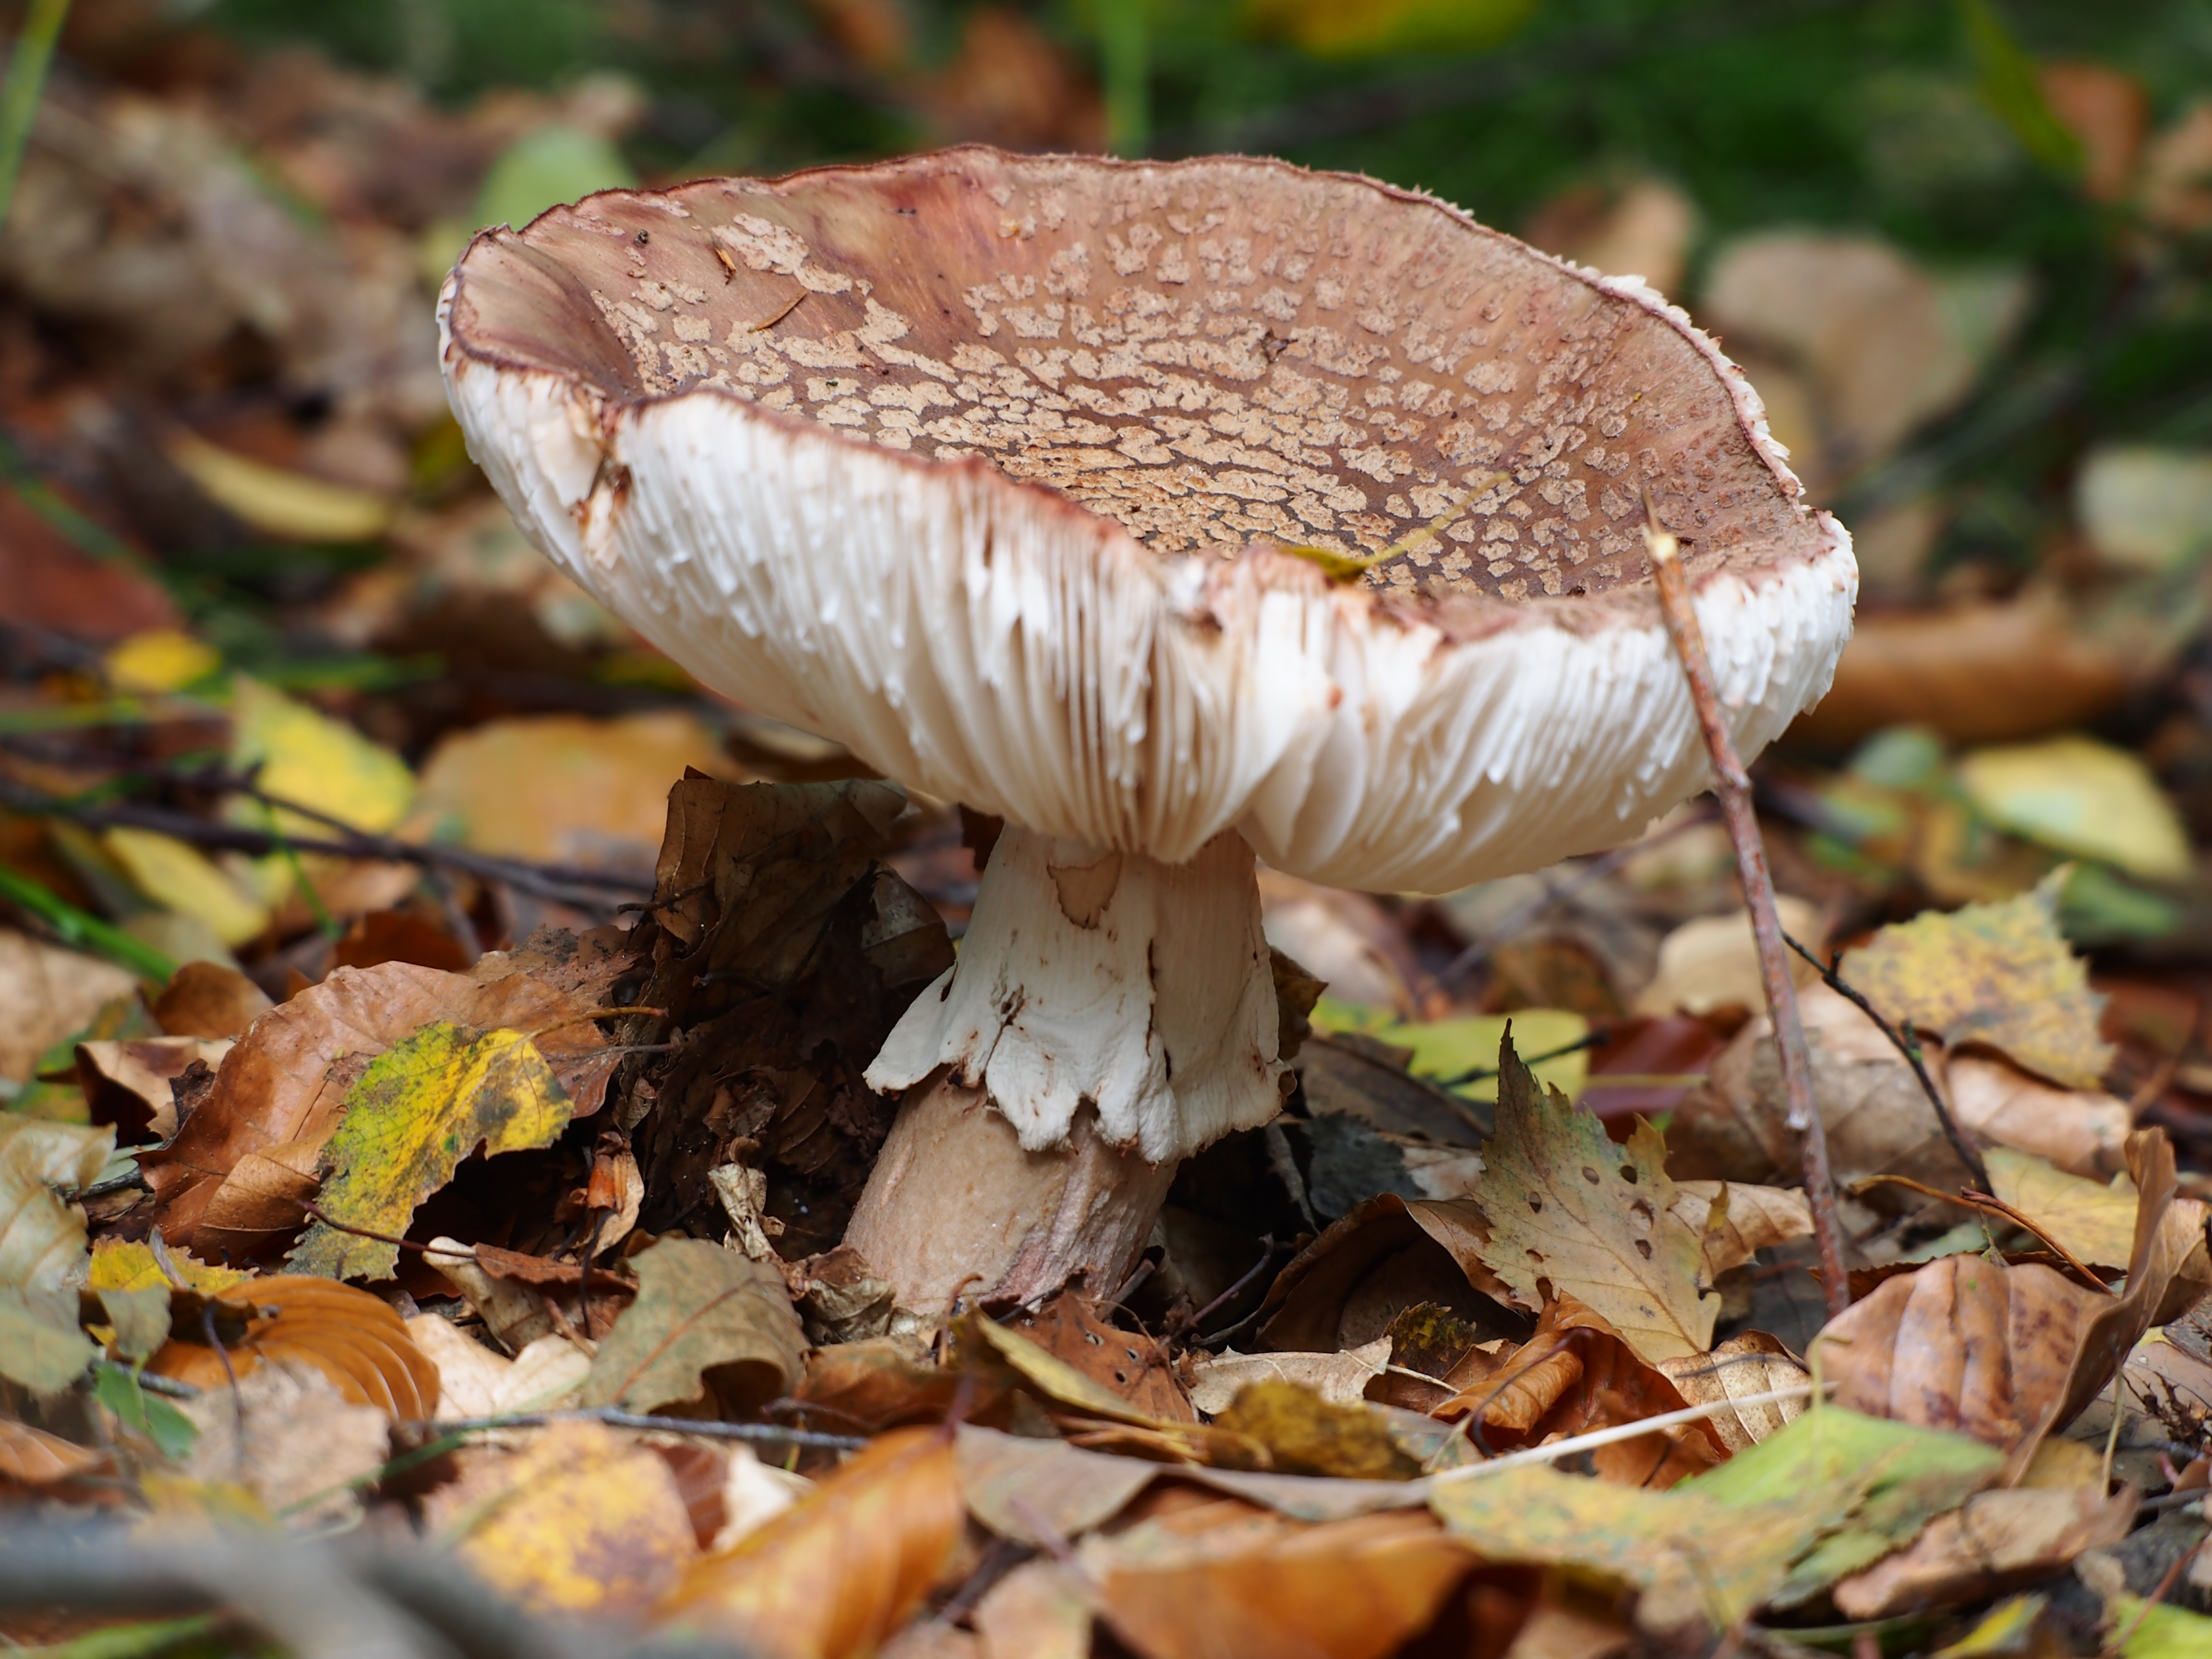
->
(852, 825), (1286, 1310)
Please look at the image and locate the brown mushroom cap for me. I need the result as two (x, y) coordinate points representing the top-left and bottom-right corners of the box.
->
(441, 146), (1854, 891)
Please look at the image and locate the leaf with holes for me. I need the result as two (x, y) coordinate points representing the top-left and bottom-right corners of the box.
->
(1470, 1032), (1716, 1363)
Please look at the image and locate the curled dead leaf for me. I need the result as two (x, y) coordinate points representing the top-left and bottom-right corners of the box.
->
(1655, 1333), (1811, 1452)
(1830, 1482), (2136, 1619)
(1815, 1130), (2192, 1475)
(657, 1426), (963, 1659)
(0, 1419), (108, 1486)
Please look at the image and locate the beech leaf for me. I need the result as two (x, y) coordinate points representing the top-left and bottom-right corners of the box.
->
(1470, 1032), (1716, 1362)
(0, 1117), (113, 1291)
(583, 1238), (806, 1416)
(288, 1023), (574, 1281)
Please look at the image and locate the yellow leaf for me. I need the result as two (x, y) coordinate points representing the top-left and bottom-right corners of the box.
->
(228, 676), (415, 838)
(1959, 736), (2192, 880)
(1469, 1032), (1716, 1363)
(1984, 1146), (2152, 1269)
(287, 1024), (574, 1281)
(101, 828), (271, 948)
(410, 710), (741, 865)
(1838, 873), (2115, 1088)
(433, 1419), (697, 1618)
(104, 630), (221, 695)
(89, 1238), (248, 1295)
(165, 432), (395, 544)
(1309, 1003), (1588, 1102)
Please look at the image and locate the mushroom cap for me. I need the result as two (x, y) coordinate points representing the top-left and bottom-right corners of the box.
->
(440, 146), (1854, 893)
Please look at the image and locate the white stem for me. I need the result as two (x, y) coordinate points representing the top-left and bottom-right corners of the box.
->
(865, 826), (1285, 1165)
(850, 825), (1286, 1310)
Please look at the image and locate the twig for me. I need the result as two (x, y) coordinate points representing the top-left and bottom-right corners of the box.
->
(1643, 506), (1849, 1319)
(1849, 1175), (2113, 1294)
(1782, 933), (1990, 1191)
(0, 0), (70, 237)
(426, 1408), (865, 1450)
(1184, 1236), (1282, 1341)
(0, 775), (650, 907)
(1427, 1382), (1832, 1484)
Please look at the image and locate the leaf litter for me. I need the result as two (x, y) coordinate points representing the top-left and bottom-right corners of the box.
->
(10, 17), (2212, 1659)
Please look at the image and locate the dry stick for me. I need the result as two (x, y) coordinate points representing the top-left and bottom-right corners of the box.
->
(1781, 932), (1990, 1192)
(1426, 1382), (1833, 1484)
(1642, 509), (1850, 1319)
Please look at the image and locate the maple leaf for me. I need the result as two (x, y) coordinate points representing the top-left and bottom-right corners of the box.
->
(1470, 1029), (1717, 1363)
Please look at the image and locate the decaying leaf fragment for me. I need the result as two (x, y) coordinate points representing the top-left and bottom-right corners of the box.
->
(583, 1238), (806, 1416)
(1838, 874), (2115, 1088)
(1816, 1130), (2193, 1472)
(179, 1361), (392, 1523)
(287, 1022), (574, 1281)
(429, 1419), (701, 1618)
(657, 1427), (962, 1659)
(1471, 1034), (1717, 1363)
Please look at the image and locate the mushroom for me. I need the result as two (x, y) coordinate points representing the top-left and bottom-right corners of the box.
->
(439, 148), (1855, 1314)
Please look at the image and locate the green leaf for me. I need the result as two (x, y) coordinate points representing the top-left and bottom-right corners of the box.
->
(288, 1024), (574, 1282)
(477, 124), (636, 233)
(1959, 0), (2083, 177)
(2111, 1594), (2212, 1657)
(93, 1361), (200, 1461)
(0, 1285), (98, 1394)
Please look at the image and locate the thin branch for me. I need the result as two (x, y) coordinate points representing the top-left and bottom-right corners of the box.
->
(1850, 1175), (2113, 1294)
(1643, 506), (1850, 1320)
(1782, 932), (1991, 1192)
(427, 1408), (865, 1451)
(0, 775), (649, 908)
(1427, 1382), (1834, 1485)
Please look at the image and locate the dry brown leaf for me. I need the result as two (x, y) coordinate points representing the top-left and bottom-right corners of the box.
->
(1669, 1182), (1814, 1278)
(1838, 876), (2114, 1090)
(1655, 1333), (1811, 1452)
(430, 1419), (699, 1617)
(152, 961), (274, 1040)
(974, 1559), (1093, 1659)
(1830, 1482), (2136, 1619)
(0, 928), (137, 1085)
(1434, 1297), (1725, 1486)
(0, 1418), (107, 1486)
(180, 1360), (391, 1522)
(1816, 1130), (2192, 1474)
(1086, 1505), (1471, 1659)
(75, 1036), (234, 1143)
(145, 1274), (440, 1418)
(1948, 1054), (2132, 1179)
(1008, 1290), (1194, 1423)
(796, 1336), (966, 1431)
(657, 1426), (963, 1659)
(582, 1238), (806, 1417)
(404, 1314), (589, 1417)
(142, 955), (623, 1248)
(1471, 1039), (1717, 1363)
(1790, 591), (2135, 747)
